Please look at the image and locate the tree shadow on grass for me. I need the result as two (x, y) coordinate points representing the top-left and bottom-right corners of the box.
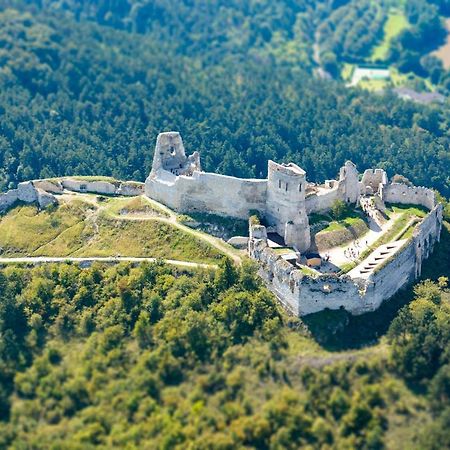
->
(302, 222), (450, 351)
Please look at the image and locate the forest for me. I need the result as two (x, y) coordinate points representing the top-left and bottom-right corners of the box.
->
(0, 5), (449, 197)
(0, 247), (449, 448)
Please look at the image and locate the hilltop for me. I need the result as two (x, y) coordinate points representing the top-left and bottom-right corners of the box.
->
(0, 1), (449, 448)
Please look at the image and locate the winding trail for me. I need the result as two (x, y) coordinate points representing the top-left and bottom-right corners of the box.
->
(0, 192), (242, 267)
(140, 196), (242, 264)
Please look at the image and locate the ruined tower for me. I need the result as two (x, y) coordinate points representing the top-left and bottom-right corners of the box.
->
(150, 131), (201, 176)
(339, 160), (360, 204)
(266, 161), (311, 252)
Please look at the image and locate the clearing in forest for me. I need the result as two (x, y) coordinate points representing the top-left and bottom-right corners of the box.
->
(371, 9), (409, 62)
(433, 18), (450, 69)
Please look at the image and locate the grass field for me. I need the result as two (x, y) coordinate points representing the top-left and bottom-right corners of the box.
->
(371, 9), (409, 62)
(102, 196), (170, 218)
(0, 199), (225, 264)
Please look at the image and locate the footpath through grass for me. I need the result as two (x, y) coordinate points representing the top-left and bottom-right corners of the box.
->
(0, 199), (225, 264)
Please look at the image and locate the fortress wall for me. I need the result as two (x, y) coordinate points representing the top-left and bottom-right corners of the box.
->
(17, 181), (38, 203)
(249, 204), (443, 317)
(36, 188), (58, 209)
(365, 240), (417, 311)
(0, 181), (58, 212)
(147, 171), (268, 219)
(252, 240), (367, 315)
(60, 179), (144, 196)
(305, 187), (340, 214)
(297, 276), (365, 316)
(33, 180), (64, 194)
(412, 205), (443, 276)
(415, 204), (442, 246)
(117, 182), (145, 196)
(350, 205), (442, 313)
(0, 189), (19, 212)
(383, 183), (436, 210)
(61, 179), (117, 195)
(248, 227), (367, 316)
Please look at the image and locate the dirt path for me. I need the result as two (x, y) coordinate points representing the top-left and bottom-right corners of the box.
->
(57, 193), (243, 264)
(0, 256), (216, 269)
(321, 212), (400, 269)
(141, 196), (243, 264)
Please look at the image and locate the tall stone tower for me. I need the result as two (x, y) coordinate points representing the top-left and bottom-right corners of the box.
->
(266, 161), (311, 252)
(339, 161), (360, 204)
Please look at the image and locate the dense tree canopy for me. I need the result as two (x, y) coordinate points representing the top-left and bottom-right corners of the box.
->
(0, 252), (448, 448)
(0, 7), (449, 196)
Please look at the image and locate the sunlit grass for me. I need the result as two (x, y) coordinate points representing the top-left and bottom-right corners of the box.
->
(371, 10), (409, 62)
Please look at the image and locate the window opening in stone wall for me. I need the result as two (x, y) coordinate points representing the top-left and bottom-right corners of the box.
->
(279, 180), (281, 189)
(285, 183), (288, 192)
(299, 184), (302, 192)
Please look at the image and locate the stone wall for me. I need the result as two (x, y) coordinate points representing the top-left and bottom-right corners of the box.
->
(0, 189), (19, 212)
(413, 204), (443, 277)
(248, 203), (443, 316)
(1, 177), (146, 215)
(33, 180), (64, 194)
(305, 186), (340, 214)
(61, 179), (118, 195)
(147, 170), (268, 219)
(382, 183), (436, 210)
(0, 181), (57, 213)
(60, 179), (144, 196)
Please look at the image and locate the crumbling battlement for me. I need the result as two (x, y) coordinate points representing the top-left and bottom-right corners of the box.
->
(0, 178), (145, 214)
(146, 132), (361, 251)
(361, 168), (388, 195)
(248, 202), (443, 316)
(382, 183), (436, 211)
(0, 181), (57, 213)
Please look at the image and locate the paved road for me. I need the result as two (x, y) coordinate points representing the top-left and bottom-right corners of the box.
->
(0, 256), (216, 269)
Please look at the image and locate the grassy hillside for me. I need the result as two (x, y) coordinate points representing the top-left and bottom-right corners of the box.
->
(0, 197), (225, 264)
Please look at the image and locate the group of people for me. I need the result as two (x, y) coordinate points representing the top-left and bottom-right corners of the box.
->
(343, 238), (368, 261)
(360, 197), (379, 221)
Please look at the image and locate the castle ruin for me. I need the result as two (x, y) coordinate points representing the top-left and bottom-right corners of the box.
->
(146, 132), (361, 252)
(1, 131), (440, 318)
(146, 131), (443, 316)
